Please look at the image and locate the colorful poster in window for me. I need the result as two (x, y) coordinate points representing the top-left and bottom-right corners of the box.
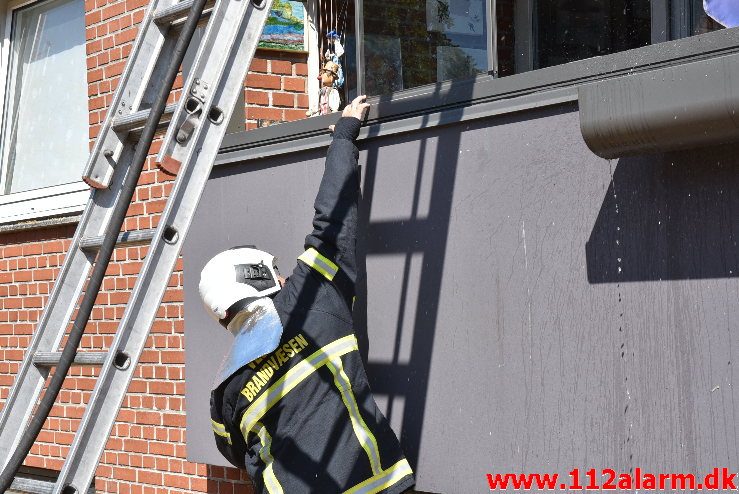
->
(363, 35), (403, 96)
(426, 0), (484, 36)
(259, 0), (306, 52)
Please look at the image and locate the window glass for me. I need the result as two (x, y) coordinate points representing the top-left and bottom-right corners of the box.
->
(496, 0), (724, 77)
(314, 0), (356, 110)
(1, 0), (87, 194)
(690, 2), (722, 35)
(359, 0), (489, 96)
(673, 0), (724, 36)
(535, 0), (651, 69)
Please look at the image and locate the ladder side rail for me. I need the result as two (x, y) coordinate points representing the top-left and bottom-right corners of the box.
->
(0, 205), (94, 468)
(157, 0), (274, 168)
(1, 0), (213, 479)
(0, 144), (137, 471)
(54, 2), (273, 491)
(0, 0), (207, 485)
(0, 0), (195, 454)
(82, 0), (180, 189)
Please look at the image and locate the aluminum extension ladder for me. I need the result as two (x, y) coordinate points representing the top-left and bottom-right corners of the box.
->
(0, 0), (274, 490)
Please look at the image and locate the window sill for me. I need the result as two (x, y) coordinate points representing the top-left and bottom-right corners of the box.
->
(0, 182), (88, 226)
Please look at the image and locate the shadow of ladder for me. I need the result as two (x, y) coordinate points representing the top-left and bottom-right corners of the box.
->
(357, 110), (465, 475)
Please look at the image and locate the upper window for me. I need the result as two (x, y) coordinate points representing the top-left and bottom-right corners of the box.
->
(330, 0), (726, 99)
(496, 0), (725, 76)
(231, 0), (731, 132)
(0, 0), (87, 195)
(356, 0), (489, 96)
(308, 0), (490, 103)
(535, 0), (651, 70)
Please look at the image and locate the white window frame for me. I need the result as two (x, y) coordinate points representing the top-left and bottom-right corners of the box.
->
(304, 0), (319, 113)
(0, 0), (88, 225)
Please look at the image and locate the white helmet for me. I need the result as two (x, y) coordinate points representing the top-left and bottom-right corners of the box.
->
(199, 246), (281, 327)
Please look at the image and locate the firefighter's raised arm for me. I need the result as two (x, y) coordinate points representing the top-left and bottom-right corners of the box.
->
(303, 96), (369, 289)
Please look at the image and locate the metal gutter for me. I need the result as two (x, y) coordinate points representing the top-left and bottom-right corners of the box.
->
(580, 51), (739, 158)
(216, 87), (579, 165)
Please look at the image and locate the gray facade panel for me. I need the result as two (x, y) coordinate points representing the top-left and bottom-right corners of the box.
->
(184, 103), (739, 493)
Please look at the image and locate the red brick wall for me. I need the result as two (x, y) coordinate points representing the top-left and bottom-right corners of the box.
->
(0, 0), (312, 491)
(245, 52), (310, 130)
(0, 172), (255, 493)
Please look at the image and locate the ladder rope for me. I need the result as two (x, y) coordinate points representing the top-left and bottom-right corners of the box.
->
(0, 0), (208, 490)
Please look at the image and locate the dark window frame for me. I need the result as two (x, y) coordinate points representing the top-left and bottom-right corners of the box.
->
(352, 0), (495, 96)
(496, 0), (723, 74)
(218, 5), (739, 161)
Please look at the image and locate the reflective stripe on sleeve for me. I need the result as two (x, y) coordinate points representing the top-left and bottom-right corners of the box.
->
(343, 459), (414, 494)
(240, 334), (359, 437)
(211, 419), (232, 445)
(254, 422), (285, 494)
(298, 248), (339, 281)
(326, 357), (382, 475)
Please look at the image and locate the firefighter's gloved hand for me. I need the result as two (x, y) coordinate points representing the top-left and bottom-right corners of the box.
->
(328, 95), (369, 138)
(342, 95), (370, 120)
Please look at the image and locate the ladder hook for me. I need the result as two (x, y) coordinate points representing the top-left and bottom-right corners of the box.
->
(176, 98), (203, 144)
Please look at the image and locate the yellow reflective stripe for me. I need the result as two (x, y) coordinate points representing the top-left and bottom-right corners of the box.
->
(326, 357), (382, 475)
(240, 335), (359, 436)
(211, 419), (232, 445)
(255, 423), (284, 494)
(343, 459), (413, 494)
(298, 248), (339, 281)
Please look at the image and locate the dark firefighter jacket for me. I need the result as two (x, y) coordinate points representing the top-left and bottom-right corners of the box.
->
(210, 117), (415, 494)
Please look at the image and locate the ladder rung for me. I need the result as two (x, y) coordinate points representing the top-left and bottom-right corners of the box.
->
(9, 476), (54, 494)
(10, 476), (94, 494)
(33, 352), (108, 367)
(154, 0), (195, 24)
(111, 103), (177, 133)
(154, 0), (213, 26)
(80, 229), (157, 251)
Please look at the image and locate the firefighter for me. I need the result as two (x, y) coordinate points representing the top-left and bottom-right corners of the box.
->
(201, 95), (415, 494)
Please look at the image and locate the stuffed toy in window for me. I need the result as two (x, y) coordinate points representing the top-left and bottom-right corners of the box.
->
(307, 49), (344, 117)
(307, 57), (342, 117)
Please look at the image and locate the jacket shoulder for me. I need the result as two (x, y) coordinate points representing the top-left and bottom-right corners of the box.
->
(274, 260), (353, 325)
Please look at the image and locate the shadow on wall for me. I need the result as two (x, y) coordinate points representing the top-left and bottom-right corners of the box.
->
(353, 78), (474, 472)
(586, 144), (739, 284)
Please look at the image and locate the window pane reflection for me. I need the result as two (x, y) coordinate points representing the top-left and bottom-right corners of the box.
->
(536, 0), (651, 69)
(360, 0), (489, 96)
(1, 0), (87, 194)
(496, 0), (725, 77)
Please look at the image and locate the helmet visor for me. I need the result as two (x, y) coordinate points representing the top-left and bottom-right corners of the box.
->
(212, 297), (283, 389)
